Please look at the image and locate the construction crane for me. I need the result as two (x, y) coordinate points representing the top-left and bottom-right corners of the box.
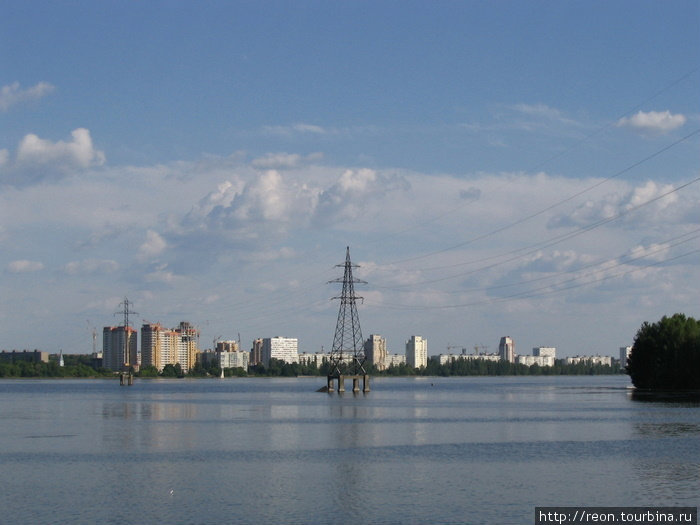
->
(473, 344), (489, 355)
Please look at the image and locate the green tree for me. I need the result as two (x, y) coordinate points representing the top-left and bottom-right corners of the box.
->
(627, 313), (700, 390)
(138, 365), (159, 377)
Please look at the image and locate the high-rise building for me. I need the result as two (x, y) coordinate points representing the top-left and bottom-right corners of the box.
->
(364, 334), (388, 370)
(261, 337), (298, 366)
(103, 326), (138, 371)
(406, 335), (428, 369)
(250, 338), (263, 366)
(176, 322), (199, 373)
(499, 336), (515, 363)
(140, 321), (199, 372)
(619, 346), (632, 367)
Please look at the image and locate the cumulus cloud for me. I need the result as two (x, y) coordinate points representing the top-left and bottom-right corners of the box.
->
(547, 181), (679, 229)
(181, 170), (320, 245)
(0, 81), (54, 111)
(617, 110), (686, 134)
(6, 260), (44, 273)
(1, 128), (106, 186)
(314, 169), (410, 225)
(138, 230), (167, 261)
(16, 128), (105, 169)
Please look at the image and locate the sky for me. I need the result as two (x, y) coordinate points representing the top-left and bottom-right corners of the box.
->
(1, 1), (699, 359)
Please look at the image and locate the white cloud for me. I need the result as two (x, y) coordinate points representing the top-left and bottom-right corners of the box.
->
(548, 180), (681, 229)
(314, 168), (410, 225)
(262, 123), (328, 137)
(1, 128), (106, 186)
(138, 230), (167, 261)
(251, 152), (323, 170)
(0, 81), (54, 111)
(16, 128), (106, 169)
(63, 259), (119, 275)
(6, 260), (44, 273)
(144, 264), (183, 284)
(626, 243), (671, 263)
(511, 103), (573, 124)
(616, 110), (686, 134)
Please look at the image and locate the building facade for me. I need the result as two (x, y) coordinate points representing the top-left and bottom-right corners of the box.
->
(619, 346), (632, 367)
(565, 355), (612, 366)
(406, 335), (428, 369)
(103, 326), (138, 371)
(140, 321), (199, 372)
(364, 334), (388, 371)
(516, 355), (555, 367)
(250, 338), (263, 366)
(386, 354), (406, 367)
(298, 352), (328, 367)
(0, 350), (49, 363)
(261, 337), (298, 366)
(533, 347), (556, 358)
(499, 336), (515, 363)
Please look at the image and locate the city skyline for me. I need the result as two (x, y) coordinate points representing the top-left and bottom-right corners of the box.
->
(1, 3), (699, 358)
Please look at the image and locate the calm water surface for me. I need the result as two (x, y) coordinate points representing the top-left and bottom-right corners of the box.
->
(0, 376), (698, 524)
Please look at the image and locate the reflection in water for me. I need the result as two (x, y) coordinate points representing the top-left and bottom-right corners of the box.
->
(634, 422), (700, 437)
(631, 395), (700, 505)
(2, 377), (700, 525)
(629, 389), (700, 405)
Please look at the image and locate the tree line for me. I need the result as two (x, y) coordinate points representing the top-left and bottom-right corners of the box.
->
(0, 355), (622, 378)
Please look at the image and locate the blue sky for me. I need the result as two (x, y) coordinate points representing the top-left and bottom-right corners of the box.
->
(1, 1), (699, 358)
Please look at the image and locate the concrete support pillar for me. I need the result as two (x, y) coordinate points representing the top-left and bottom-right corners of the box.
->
(352, 377), (360, 392)
(338, 375), (345, 392)
(327, 376), (335, 392)
(363, 374), (370, 393)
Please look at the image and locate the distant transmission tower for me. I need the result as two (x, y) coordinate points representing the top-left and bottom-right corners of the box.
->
(114, 297), (138, 376)
(327, 247), (370, 393)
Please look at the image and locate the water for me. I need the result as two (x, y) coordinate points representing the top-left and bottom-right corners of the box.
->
(0, 376), (698, 525)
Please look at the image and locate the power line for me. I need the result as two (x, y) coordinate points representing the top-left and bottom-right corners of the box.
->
(382, 128), (700, 268)
(372, 175), (700, 290)
(370, 247), (700, 311)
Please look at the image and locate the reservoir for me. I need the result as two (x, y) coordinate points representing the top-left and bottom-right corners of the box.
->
(0, 375), (698, 524)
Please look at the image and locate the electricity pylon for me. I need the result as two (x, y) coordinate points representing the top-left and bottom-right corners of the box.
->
(328, 246), (367, 378)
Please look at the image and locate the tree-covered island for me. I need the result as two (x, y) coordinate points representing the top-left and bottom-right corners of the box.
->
(627, 313), (700, 391)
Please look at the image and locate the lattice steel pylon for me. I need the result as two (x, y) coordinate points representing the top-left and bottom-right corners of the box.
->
(328, 246), (367, 378)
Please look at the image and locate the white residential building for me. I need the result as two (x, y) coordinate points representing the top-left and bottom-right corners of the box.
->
(364, 334), (388, 370)
(433, 353), (502, 365)
(533, 347), (556, 358)
(499, 336), (515, 363)
(298, 352), (329, 367)
(406, 335), (428, 369)
(218, 350), (249, 369)
(619, 346), (632, 367)
(565, 355), (612, 366)
(262, 337), (299, 366)
(385, 354), (406, 368)
(516, 355), (555, 367)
